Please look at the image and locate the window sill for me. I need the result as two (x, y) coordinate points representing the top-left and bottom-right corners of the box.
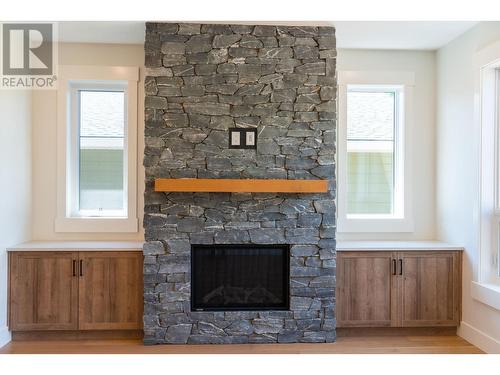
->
(337, 217), (414, 233)
(55, 217), (138, 233)
(471, 281), (500, 311)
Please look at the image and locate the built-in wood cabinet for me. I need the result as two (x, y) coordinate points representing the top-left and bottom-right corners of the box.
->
(399, 252), (461, 327)
(78, 252), (143, 330)
(9, 252), (79, 331)
(336, 252), (395, 327)
(9, 251), (143, 332)
(337, 250), (461, 328)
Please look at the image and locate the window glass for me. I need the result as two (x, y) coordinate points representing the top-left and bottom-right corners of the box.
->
(346, 90), (395, 215)
(78, 90), (125, 212)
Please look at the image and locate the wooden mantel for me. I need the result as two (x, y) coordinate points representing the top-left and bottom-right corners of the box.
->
(154, 178), (329, 193)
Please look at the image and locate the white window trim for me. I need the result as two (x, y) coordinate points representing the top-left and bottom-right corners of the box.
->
(337, 71), (414, 233)
(474, 40), (500, 308)
(55, 65), (139, 233)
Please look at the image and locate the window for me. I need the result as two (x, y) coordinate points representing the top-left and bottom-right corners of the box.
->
(472, 42), (500, 307)
(338, 71), (414, 232)
(72, 84), (127, 217)
(346, 87), (403, 217)
(56, 66), (139, 232)
(494, 69), (500, 283)
(478, 58), (500, 287)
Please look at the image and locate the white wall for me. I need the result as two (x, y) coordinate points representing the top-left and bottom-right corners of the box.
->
(0, 90), (32, 347)
(337, 49), (436, 241)
(436, 22), (500, 353)
(31, 43), (145, 241)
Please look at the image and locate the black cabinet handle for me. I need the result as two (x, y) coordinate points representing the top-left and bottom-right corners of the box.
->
(72, 260), (76, 277)
(392, 259), (397, 275)
(79, 260), (83, 277)
(399, 259), (403, 275)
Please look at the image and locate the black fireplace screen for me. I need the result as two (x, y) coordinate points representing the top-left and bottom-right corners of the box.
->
(191, 244), (290, 311)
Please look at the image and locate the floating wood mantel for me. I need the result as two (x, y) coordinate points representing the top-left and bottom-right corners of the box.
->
(154, 178), (329, 193)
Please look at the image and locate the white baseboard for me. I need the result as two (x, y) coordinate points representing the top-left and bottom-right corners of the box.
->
(0, 325), (11, 349)
(458, 321), (500, 353)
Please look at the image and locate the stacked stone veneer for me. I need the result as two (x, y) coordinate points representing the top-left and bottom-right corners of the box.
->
(143, 23), (337, 344)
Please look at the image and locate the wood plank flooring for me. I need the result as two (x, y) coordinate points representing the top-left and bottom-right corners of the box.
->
(0, 334), (482, 354)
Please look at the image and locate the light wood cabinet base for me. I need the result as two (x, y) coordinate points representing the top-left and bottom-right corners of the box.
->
(12, 330), (143, 341)
(337, 327), (458, 337)
(337, 250), (461, 328)
(9, 251), (143, 332)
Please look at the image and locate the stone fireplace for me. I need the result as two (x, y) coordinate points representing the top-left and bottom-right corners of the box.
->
(143, 22), (337, 344)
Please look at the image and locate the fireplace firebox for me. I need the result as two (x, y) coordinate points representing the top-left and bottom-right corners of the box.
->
(191, 244), (290, 311)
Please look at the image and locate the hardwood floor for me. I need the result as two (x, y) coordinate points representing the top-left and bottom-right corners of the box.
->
(0, 334), (482, 354)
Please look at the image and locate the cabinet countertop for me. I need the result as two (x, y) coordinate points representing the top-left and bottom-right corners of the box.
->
(337, 241), (463, 252)
(7, 241), (144, 252)
(7, 240), (463, 252)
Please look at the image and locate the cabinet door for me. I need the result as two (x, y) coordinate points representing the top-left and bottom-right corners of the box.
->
(337, 252), (398, 327)
(9, 252), (79, 331)
(400, 251), (461, 327)
(78, 251), (143, 330)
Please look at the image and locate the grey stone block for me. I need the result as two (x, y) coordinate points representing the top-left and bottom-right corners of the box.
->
(214, 230), (250, 244)
(290, 266), (321, 277)
(172, 64), (195, 76)
(300, 331), (327, 343)
(145, 96), (167, 109)
(258, 47), (293, 59)
(318, 36), (336, 49)
(278, 330), (301, 343)
(295, 61), (326, 75)
(165, 324), (192, 344)
(207, 49), (229, 64)
(305, 257), (322, 267)
(166, 239), (190, 254)
(296, 319), (321, 331)
(161, 42), (185, 55)
(190, 232), (214, 244)
(270, 88), (296, 103)
(248, 228), (286, 244)
(178, 24), (201, 35)
(252, 318), (284, 334)
(291, 245), (319, 256)
(225, 320), (254, 335)
(290, 296), (314, 310)
(297, 213), (323, 228)
(320, 226), (336, 239)
(158, 261), (189, 274)
(309, 275), (335, 288)
(253, 25), (276, 36)
(240, 35), (264, 48)
(319, 249), (335, 260)
(156, 23), (178, 34)
(162, 55), (186, 67)
(249, 334), (277, 343)
(177, 217), (205, 233)
(185, 34), (213, 53)
(184, 102), (230, 115)
(313, 199), (336, 214)
(213, 34), (242, 48)
(198, 321), (227, 336)
(143, 241), (166, 255)
(294, 46), (319, 59)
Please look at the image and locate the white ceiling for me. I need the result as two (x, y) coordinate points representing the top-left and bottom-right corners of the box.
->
(334, 21), (477, 50)
(58, 21), (478, 50)
(58, 21), (146, 44)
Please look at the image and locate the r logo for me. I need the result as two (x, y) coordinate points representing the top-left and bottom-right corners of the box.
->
(2, 23), (53, 75)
